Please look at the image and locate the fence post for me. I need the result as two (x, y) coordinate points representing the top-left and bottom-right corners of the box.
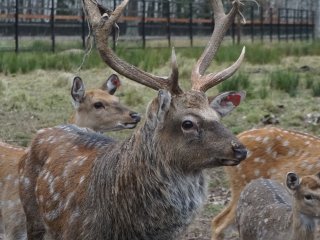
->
(189, 2), (193, 47)
(315, 0), (320, 38)
(291, 9), (301, 41)
(312, 10), (315, 40)
(141, 0), (146, 48)
(285, 8), (289, 42)
(260, 6), (263, 42)
(306, 10), (309, 40)
(82, 9), (86, 49)
(300, 10), (303, 40)
(51, 0), (55, 52)
(15, 0), (19, 52)
(269, 8), (273, 42)
(250, 6), (254, 42)
(278, 8), (281, 42)
(166, 0), (171, 47)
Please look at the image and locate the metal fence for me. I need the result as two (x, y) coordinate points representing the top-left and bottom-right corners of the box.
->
(0, 0), (315, 52)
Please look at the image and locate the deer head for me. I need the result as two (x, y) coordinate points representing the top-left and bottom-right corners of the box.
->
(69, 74), (140, 132)
(83, 0), (247, 168)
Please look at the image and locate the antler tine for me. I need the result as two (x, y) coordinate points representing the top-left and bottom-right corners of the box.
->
(82, 0), (182, 94)
(191, 0), (245, 92)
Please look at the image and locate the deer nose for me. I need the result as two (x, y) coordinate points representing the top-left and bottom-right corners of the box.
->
(130, 112), (141, 123)
(233, 146), (247, 161)
(231, 141), (247, 161)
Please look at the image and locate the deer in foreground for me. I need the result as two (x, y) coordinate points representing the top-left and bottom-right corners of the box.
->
(212, 126), (320, 240)
(0, 75), (140, 240)
(19, 0), (247, 239)
(236, 172), (320, 240)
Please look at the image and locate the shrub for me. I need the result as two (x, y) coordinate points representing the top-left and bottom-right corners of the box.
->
(312, 81), (320, 97)
(269, 70), (300, 97)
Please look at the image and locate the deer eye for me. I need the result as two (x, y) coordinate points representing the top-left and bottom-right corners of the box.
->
(94, 102), (104, 109)
(304, 195), (313, 201)
(181, 120), (194, 130)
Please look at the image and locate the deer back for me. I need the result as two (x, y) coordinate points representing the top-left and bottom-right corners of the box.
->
(212, 127), (320, 239)
(236, 173), (320, 240)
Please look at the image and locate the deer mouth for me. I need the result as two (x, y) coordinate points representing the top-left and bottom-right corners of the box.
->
(218, 158), (241, 166)
(117, 122), (138, 129)
(122, 122), (138, 129)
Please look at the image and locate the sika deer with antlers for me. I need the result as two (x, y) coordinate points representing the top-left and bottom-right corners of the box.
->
(236, 172), (320, 240)
(212, 127), (320, 240)
(0, 75), (140, 240)
(19, 0), (247, 239)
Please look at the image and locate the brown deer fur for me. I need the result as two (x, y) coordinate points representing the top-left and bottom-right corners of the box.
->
(236, 172), (320, 240)
(19, 90), (247, 240)
(19, 0), (247, 239)
(0, 75), (140, 240)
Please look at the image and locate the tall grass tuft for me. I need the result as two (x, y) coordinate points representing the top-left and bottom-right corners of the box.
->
(269, 70), (300, 97)
(305, 74), (314, 89)
(312, 81), (320, 97)
(217, 72), (250, 92)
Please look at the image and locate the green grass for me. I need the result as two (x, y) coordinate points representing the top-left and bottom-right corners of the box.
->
(1, 41), (320, 145)
(3, 41), (320, 74)
(312, 81), (320, 97)
(269, 70), (300, 97)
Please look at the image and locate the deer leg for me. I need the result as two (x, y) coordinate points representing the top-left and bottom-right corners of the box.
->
(212, 202), (237, 240)
(19, 153), (46, 240)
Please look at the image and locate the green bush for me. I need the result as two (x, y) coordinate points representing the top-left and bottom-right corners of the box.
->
(312, 81), (320, 97)
(269, 70), (300, 97)
(217, 72), (250, 92)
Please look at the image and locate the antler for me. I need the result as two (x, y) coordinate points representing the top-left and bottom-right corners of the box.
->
(191, 0), (245, 92)
(82, 0), (182, 94)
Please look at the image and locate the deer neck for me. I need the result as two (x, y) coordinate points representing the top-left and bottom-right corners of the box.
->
(85, 124), (207, 239)
(291, 208), (320, 240)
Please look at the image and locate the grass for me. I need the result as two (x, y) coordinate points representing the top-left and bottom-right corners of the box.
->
(1, 41), (320, 146)
(269, 70), (300, 97)
(2, 41), (320, 74)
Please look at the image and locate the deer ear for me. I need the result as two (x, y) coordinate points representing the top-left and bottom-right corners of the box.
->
(286, 172), (300, 191)
(71, 77), (86, 103)
(209, 91), (246, 117)
(101, 74), (121, 95)
(157, 90), (171, 124)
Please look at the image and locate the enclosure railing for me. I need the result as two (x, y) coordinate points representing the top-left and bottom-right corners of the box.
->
(0, 0), (315, 52)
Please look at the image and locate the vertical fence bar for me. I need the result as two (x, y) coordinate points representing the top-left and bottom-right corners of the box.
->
(312, 10), (315, 40)
(142, 0), (146, 48)
(312, 11), (316, 41)
(278, 8), (281, 42)
(300, 10), (303, 40)
(250, 6), (254, 42)
(15, 0), (19, 52)
(285, 8), (288, 42)
(166, 0), (171, 47)
(269, 8), (273, 42)
(293, 9), (296, 41)
(306, 10), (309, 40)
(82, 9), (86, 49)
(51, 0), (55, 52)
(189, 2), (193, 47)
(260, 6), (263, 42)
